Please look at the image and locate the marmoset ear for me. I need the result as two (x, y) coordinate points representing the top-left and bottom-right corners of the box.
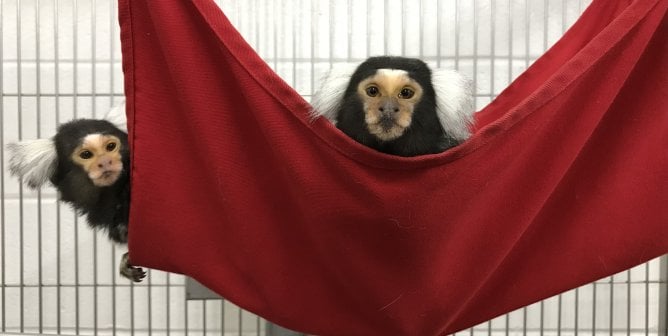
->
(432, 68), (476, 141)
(103, 100), (128, 133)
(310, 63), (360, 124)
(7, 138), (58, 189)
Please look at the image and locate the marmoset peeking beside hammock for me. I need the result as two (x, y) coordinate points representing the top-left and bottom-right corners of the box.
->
(7, 109), (146, 283)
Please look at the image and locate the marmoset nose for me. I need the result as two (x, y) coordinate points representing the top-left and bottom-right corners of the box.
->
(97, 158), (114, 169)
(378, 102), (400, 115)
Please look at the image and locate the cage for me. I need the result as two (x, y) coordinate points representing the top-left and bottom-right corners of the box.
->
(1, 0), (666, 335)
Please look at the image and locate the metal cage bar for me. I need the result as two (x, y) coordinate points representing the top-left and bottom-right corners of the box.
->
(0, 1), (665, 335)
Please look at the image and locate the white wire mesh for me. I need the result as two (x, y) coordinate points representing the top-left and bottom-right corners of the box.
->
(0, 1), (665, 335)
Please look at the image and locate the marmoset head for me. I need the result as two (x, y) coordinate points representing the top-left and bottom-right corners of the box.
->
(54, 119), (128, 187)
(311, 56), (474, 156)
(343, 57), (435, 142)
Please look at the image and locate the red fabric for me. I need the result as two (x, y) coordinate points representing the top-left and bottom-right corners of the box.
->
(120, 0), (668, 335)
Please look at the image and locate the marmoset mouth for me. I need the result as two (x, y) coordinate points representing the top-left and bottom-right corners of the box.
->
(379, 116), (396, 131)
(93, 170), (121, 187)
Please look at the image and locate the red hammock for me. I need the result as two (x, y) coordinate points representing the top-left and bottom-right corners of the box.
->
(120, 0), (668, 335)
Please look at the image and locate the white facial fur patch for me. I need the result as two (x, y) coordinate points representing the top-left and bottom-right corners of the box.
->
(82, 134), (104, 146)
(375, 68), (409, 80)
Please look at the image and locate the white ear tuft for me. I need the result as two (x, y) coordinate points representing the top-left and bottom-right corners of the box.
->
(432, 69), (475, 141)
(103, 99), (127, 132)
(7, 139), (58, 189)
(310, 63), (360, 123)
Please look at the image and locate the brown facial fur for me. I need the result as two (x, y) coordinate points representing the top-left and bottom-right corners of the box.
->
(356, 69), (424, 141)
(70, 134), (124, 187)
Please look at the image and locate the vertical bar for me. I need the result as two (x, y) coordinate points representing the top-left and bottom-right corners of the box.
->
(329, 0), (334, 67)
(274, 0), (279, 70)
(35, 1), (44, 332)
(0, 0), (5, 330)
(365, 0), (371, 57)
(401, 0), (406, 55)
(238, 306), (242, 336)
(525, 0), (530, 68)
(646, 263), (650, 336)
(543, 0), (548, 50)
(557, 295), (562, 336)
(347, 0), (352, 61)
(575, 287), (579, 336)
(110, 0), (118, 334)
(609, 277), (614, 336)
(112, 233), (116, 335)
(54, 0), (62, 333)
(255, 0), (260, 57)
(383, 0), (388, 54)
(593, 281), (598, 335)
(203, 301), (207, 336)
(627, 270), (631, 336)
(507, 0), (513, 127)
(562, 0), (568, 33)
(293, 0), (298, 87)
(436, 0), (441, 67)
(73, 0), (81, 332)
(454, 0), (460, 70)
(91, 1), (100, 335)
(472, 0), (478, 109)
(418, 0), (423, 59)
(490, 0), (496, 98)
(523, 303), (527, 336)
(185, 299), (189, 336)
(221, 299), (225, 336)
(540, 300), (544, 335)
(131, 280), (135, 335)
(660, 257), (668, 336)
(17, 1), (25, 331)
(166, 274), (170, 336)
(310, 0), (316, 99)
(148, 243), (152, 329)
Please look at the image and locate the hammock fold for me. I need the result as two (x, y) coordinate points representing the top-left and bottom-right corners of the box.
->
(119, 0), (668, 335)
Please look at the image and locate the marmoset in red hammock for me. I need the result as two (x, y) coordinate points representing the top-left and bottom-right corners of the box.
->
(311, 56), (475, 156)
(8, 113), (145, 282)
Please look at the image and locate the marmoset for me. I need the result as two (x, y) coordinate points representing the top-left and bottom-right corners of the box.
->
(8, 116), (145, 282)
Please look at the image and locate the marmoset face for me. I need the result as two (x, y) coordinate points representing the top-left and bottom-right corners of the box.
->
(70, 134), (124, 187)
(356, 69), (424, 141)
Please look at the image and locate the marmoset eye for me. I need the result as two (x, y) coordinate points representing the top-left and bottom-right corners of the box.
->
(79, 150), (93, 160)
(399, 88), (414, 99)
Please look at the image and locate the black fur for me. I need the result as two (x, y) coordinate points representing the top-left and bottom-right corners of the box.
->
(51, 119), (130, 244)
(336, 56), (459, 157)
